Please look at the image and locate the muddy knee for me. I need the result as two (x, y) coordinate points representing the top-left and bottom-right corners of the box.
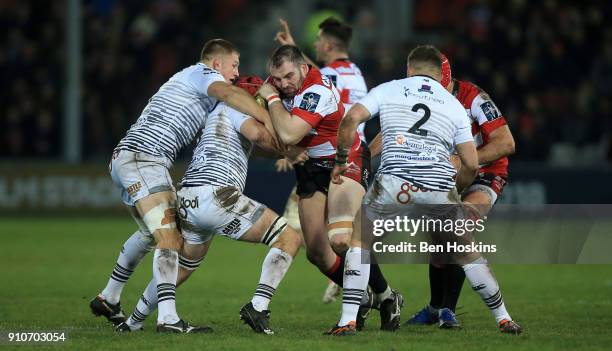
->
(329, 234), (350, 254)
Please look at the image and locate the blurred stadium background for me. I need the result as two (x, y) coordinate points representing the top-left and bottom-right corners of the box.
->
(2, 0), (612, 216)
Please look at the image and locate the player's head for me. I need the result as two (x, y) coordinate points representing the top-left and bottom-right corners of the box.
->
(268, 45), (308, 98)
(440, 53), (453, 92)
(407, 45), (443, 83)
(234, 75), (264, 96)
(200, 39), (240, 83)
(314, 17), (352, 62)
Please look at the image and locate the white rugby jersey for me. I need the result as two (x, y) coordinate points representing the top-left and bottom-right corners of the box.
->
(359, 75), (472, 191)
(115, 63), (225, 162)
(180, 103), (253, 191)
(320, 59), (368, 140)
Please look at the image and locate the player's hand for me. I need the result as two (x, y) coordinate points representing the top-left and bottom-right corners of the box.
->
(331, 164), (348, 184)
(285, 147), (308, 166)
(258, 83), (279, 100)
(275, 158), (293, 172)
(274, 18), (296, 46)
(290, 151), (309, 166)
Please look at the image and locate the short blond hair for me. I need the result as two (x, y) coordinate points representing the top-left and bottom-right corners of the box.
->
(200, 39), (238, 62)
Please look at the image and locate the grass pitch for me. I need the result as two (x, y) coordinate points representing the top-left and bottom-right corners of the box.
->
(1, 216), (611, 350)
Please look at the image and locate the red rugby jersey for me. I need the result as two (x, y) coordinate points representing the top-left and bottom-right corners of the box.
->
(453, 80), (509, 176)
(288, 66), (360, 158)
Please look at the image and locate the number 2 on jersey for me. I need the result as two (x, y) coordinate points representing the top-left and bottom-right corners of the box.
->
(408, 103), (430, 136)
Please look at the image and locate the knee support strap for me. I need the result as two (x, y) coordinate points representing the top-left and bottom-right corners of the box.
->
(261, 216), (288, 247)
(142, 203), (177, 232)
(327, 216), (354, 239)
(178, 254), (203, 271)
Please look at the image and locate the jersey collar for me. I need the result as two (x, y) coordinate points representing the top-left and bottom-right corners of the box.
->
(412, 74), (437, 81)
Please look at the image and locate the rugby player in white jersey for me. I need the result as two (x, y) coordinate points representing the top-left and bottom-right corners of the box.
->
(330, 45), (521, 335)
(257, 45), (403, 331)
(90, 39), (273, 333)
(115, 76), (302, 335)
(275, 17), (389, 307)
(404, 55), (518, 331)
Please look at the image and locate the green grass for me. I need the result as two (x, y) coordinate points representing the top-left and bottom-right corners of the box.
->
(1, 217), (611, 350)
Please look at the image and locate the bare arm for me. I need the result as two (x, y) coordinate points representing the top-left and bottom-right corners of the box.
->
(337, 104), (370, 155)
(369, 132), (382, 157)
(477, 125), (515, 164)
(208, 81), (273, 131)
(275, 18), (319, 68)
(331, 103), (371, 183)
(258, 83), (312, 145)
(454, 141), (479, 193)
(267, 100), (312, 145)
(239, 119), (283, 154)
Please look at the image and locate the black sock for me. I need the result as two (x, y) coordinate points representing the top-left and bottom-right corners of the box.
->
(428, 264), (445, 309)
(322, 254), (345, 286)
(442, 264), (465, 312)
(368, 262), (389, 294)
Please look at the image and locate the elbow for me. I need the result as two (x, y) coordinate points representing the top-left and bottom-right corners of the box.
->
(279, 131), (300, 146)
(249, 128), (263, 144)
(505, 138), (516, 156)
(465, 161), (479, 176)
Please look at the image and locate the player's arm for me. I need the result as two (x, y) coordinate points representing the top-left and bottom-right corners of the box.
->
(455, 141), (478, 192)
(275, 18), (319, 68)
(452, 103), (479, 192)
(207, 81), (274, 132)
(470, 94), (515, 163)
(258, 83), (312, 145)
(239, 119), (283, 154)
(368, 132), (382, 157)
(268, 101), (312, 145)
(331, 103), (370, 184)
(477, 125), (515, 164)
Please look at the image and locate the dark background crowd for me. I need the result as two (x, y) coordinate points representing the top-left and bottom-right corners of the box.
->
(2, 0), (611, 164)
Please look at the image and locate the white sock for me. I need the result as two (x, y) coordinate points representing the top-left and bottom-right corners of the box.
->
(101, 231), (153, 304)
(126, 279), (158, 329)
(154, 249), (180, 324)
(462, 257), (512, 323)
(339, 247), (370, 326)
(251, 248), (293, 312)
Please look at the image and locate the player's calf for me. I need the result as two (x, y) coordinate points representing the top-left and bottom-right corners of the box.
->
(462, 256), (520, 331)
(122, 243), (210, 332)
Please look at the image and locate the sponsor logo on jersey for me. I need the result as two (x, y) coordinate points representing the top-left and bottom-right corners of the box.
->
(202, 67), (219, 75)
(222, 218), (241, 235)
(325, 74), (338, 87)
(345, 269), (361, 276)
(418, 84), (433, 94)
(299, 92), (321, 113)
(395, 135), (438, 155)
(480, 101), (501, 121)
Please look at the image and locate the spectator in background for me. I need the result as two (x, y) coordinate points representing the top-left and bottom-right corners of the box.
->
(2, 0), (611, 162)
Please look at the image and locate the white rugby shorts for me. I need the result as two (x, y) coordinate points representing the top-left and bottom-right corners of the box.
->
(363, 173), (461, 218)
(177, 185), (266, 245)
(109, 150), (175, 207)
